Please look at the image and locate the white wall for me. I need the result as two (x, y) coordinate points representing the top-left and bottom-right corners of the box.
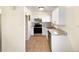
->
(1, 7), (25, 52)
(0, 9), (1, 51)
(65, 7), (79, 51)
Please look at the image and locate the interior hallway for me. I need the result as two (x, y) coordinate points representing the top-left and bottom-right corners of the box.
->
(26, 34), (50, 52)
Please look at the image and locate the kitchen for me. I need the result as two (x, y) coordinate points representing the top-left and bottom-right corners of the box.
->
(26, 6), (72, 52)
(1, 6), (79, 52)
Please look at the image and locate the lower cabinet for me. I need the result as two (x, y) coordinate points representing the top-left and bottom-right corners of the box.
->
(51, 35), (72, 52)
(42, 27), (48, 36)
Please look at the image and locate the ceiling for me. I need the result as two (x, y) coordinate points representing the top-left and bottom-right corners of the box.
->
(26, 6), (58, 12)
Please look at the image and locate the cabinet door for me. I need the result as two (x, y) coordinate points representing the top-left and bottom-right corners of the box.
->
(52, 8), (59, 24)
(52, 36), (67, 52)
(42, 27), (48, 36)
(52, 7), (65, 25)
(59, 7), (65, 25)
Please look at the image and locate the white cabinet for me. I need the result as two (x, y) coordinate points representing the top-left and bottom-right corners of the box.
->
(52, 7), (66, 25)
(51, 35), (73, 52)
(42, 16), (51, 22)
(51, 35), (67, 51)
(52, 8), (59, 24)
(42, 27), (48, 36)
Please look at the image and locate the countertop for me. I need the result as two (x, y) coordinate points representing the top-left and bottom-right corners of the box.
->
(47, 26), (67, 35)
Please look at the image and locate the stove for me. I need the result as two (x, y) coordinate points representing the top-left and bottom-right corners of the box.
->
(34, 23), (42, 34)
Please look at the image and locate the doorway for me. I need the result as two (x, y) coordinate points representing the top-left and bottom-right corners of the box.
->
(25, 14), (30, 52)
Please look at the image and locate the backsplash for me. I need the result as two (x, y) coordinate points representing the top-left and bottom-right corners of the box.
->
(32, 22), (52, 27)
(42, 22), (51, 27)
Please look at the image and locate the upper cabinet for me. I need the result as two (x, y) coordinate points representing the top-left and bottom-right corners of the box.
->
(52, 7), (66, 25)
(32, 11), (51, 22)
(42, 16), (51, 22)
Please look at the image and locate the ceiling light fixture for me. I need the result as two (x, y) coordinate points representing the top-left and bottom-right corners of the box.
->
(38, 7), (44, 11)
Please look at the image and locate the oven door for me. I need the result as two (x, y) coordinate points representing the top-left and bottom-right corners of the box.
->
(34, 23), (42, 34)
